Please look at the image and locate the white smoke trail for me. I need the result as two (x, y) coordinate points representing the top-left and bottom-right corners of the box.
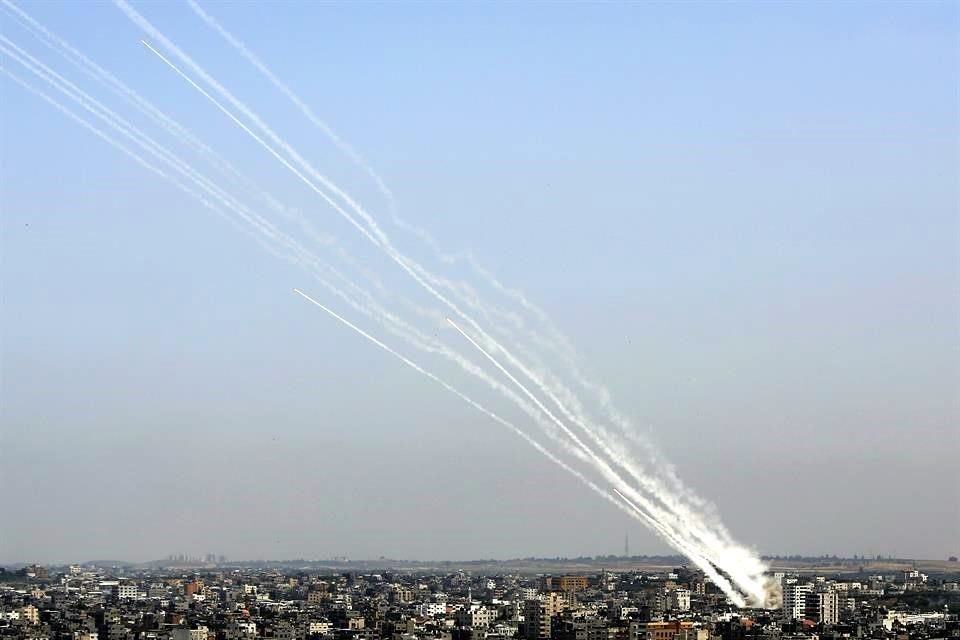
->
(133, 27), (750, 599)
(292, 287), (735, 597)
(138, 2), (688, 517)
(174, 2), (717, 535)
(0, 34), (578, 460)
(0, 1), (382, 298)
(446, 317), (746, 604)
(13, 31), (617, 509)
(121, 2), (576, 404)
(133, 25), (619, 474)
(182, 0), (539, 341)
(3, 18), (601, 551)
(3, 30), (599, 505)
(122, 7), (769, 604)
(183, 0), (397, 216)
(30, 29), (583, 460)
(6, 4), (771, 605)
(0, 0), (262, 206)
(0, 36), (553, 464)
(177, 4), (626, 436)
(177, 4), (771, 596)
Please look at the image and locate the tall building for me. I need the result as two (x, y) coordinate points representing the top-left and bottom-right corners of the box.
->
(783, 583), (813, 620)
(805, 591), (840, 625)
(524, 599), (555, 640)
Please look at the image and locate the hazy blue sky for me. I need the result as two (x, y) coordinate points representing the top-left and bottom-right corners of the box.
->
(1, 1), (957, 564)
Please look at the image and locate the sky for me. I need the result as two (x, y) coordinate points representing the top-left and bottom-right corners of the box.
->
(0, 1), (958, 565)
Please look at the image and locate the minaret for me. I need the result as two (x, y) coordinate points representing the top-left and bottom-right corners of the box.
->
(624, 532), (629, 557)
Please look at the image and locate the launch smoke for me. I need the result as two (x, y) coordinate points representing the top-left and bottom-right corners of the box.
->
(0, 0), (776, 607)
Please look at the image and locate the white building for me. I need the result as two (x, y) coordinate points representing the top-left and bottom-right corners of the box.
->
(309, 621), (332, 635)
(455, 606), (497, 628)
(882, 612), (945, 631)
(117, 584), (138, 600)
(614, 605), (639, 620)
(806, 591), (840, 625)
(419, 603), (447, 617)
(666, 589), (691, 612)
(782, 583), (813, 620)
(518, 588), (539, 601)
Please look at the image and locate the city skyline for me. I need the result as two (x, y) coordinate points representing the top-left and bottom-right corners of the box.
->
(2, 560), (958, 640)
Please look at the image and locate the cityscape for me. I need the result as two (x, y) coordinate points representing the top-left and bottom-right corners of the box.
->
(2, 3), (956, 640)
(2, 555), (958, 640)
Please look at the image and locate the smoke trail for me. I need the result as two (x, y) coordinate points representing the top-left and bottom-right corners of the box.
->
(1, 0), (258, 203)
(0, 34), (568, 460)
(0, 1), (378, 296)
(1, 29), (590, 493)
(293, 287), (736, 598)
(181, 6), (773, 594)
(182, 0), (562, 347)
(134, 24), (628, 482)
(124, 8), (769, 604)
(183, 0), (398, 217)
(177, 0), (714, 532)
(7, 4), (772, 605)
(5, 29), (607, 502)
(2, 49), (583, 518)
(134, 3), (698, 537)
(447, 317), (746, 605)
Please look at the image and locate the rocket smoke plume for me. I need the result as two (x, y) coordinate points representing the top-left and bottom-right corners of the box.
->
(1, 0), (778, 607)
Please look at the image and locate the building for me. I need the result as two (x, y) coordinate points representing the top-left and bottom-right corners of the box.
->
(517, 587), (539, 601)
(556, 619), (612, 640)
(782, 583), (813, 620)
(309, 621), (332, 635)
(633, 621), (697, 640)
(419, 602), (447, 617)
(117, 584), (138, 600)
(805, 591), (840, 625)
(226, 620), (257, 640)
(666, 589), (691, 612)
(172, 627), (209, 640)
(391, 586), (417, 603)
(555, 576), (590, 593)
(456, 606), (497, 628)
(19, 605), (39, 625)
(523, 600), (551, 640)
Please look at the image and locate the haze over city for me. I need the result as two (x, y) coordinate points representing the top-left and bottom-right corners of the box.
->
(1, 0), (957, 583)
